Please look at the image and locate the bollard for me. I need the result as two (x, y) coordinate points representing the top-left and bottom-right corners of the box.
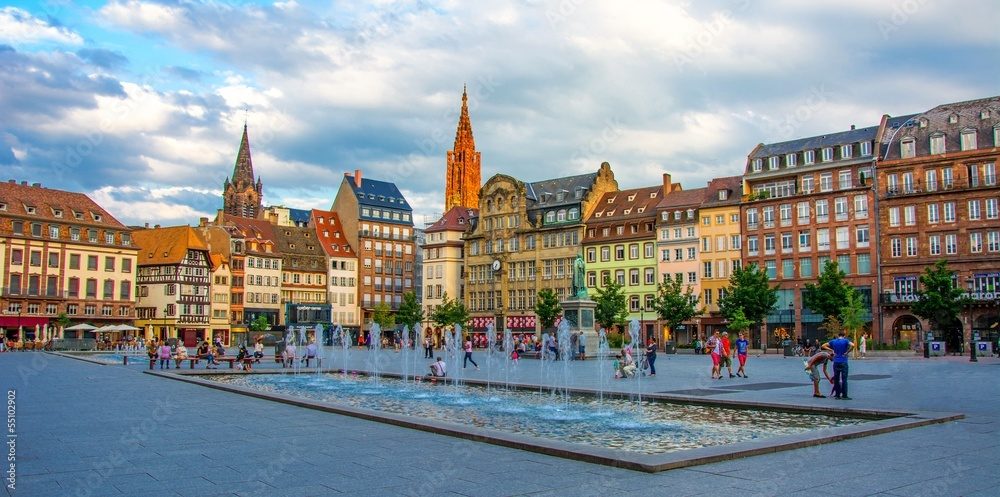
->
(123, 356), (128, 365)
(970, 340), (978, 362)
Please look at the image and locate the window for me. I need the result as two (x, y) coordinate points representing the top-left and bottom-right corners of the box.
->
(969, 200), (982, 220)
(969, 164), (980, 187)
(900, 138), (916, 158)
(837, 254), (850, 274)
(687, 247), (696, 260)
(702, 237), (711, 252)
(716, 235), (726, 252)
(105, 257), (116, 271)
(645, 268), (656, 285)
(752, 158), (762, 172)
(904, 205), (916, 226)
(989, 232), (1000, 252)
(644, 242), (654, 259)
(768, 156), (779, 170)
(629, 269), (640, 286)
(629, 244), (639, 259)
(87, 255), (98, 270)
(945, 234), (957, 255)
(961, 129), (977, 151)
(854, 195), (868, 218)
(748, 236), (759, 254)
(730, 235), (741, 250)
(857, 254), (871, 274)
(817, 228), (829, 250)
(902, 172), (914, 193)
(944, 202), (956, 222)
(765, 260), (776, 279)
(786, 153), (797, 167)
(889, 207), (900, 227)
(688, 272), (697, 283)
(586, 248), (596, 263)
(797, 202), (809, 223)
(600, 247), (610, 262)
(906, 236), (918, 256)
(836, 227), (849, 249)
(815, 200), (829, 221)
(746, 208), (758, 228)
(987, 198), (998, 219)
(799, 258), (813, 278)
(986, 163), (997, 186)
(930, 134), (946, 154)
(615, 270), (625, 285)
(614, 245), (625, 260)
(799, 230), (812, 251)
(820, 173), (832, 192)
(822, 147), (833, 162)
(782, 259), (794, 278)
(835, 197), (848, 220)
(764, 234), (775, 254)
(781, 232), (793, 252)
(704, 289), (713, 306)
(929, 235), (941, 256)
(703, 262), (713, 278)
(925, 170), (938, 191)
(928, 203), (940, 223)
(891, 238), (901, 258)
(943, 167), (954, 188)
(779, 203), (792, 224)
(29, 251), (41, 266)
(801, 176), (814, 194)
(970, 232), (983, 253)
(838, 170), (852, 190)
(856, 225), (870, 247)
(860, 141), (871, 156)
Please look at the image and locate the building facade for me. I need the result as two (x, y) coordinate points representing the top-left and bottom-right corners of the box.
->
(0, 181), (138, 341)
(222, 125), (263, 219)
(132, 226), (212, 345)
(656, 178), (704, 345)
(331, 170), (416, 325)
(583, 185), (661, 339)
(742, 125), (879, 347)
(422, 206), (473, 331)
(225, 217), (282, 328)
(208, 254), (232, 344)
(275, 225), (331, 333)
(876, 96), (1000, 350)
(310, 209), (359, 337)
(696, 176), (743, 335)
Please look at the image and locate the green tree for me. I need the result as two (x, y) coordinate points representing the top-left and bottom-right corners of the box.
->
(653, 274), (701, 338)
(726, 307), (753, 335)
(912, 260), (967, 349)
(803, 260), (852, 321)
(718, 263), (779, 346)
(395, 291), (424, 332)
(840, 288), (867, 356)
(249, 315), (270, 333)
(594, 279), (629, 331)
(534, 288), (562, 331)
(371, 302), (396, 330)
(55, 312), (72, 329)
(430, 293), (470, 330)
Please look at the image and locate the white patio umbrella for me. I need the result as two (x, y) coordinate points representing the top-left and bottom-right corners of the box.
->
(64, 323), (97, 331)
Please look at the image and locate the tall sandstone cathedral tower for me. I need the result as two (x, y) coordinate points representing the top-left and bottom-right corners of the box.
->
(445, 86), (482, 211)
(222, 125), (264, 219)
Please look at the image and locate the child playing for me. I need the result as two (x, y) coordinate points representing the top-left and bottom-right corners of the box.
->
(510, 348), (519, 364)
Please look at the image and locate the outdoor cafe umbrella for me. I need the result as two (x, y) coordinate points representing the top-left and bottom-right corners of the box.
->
(64, 323), (97, 331)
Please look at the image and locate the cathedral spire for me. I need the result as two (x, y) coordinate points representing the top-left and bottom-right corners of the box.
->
(232, 124), (254, 187)
(445, 85), (481, 211)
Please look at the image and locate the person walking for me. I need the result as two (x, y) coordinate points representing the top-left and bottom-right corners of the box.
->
(720, 331), (735, 378)
(463, 339), (479, 370)
(804, 350), (833, 398)
(859, 333), (868, 359)
(822, 331), (855, 400)
(645, 338), (658, 376)
(707, 331), (722, 379)
(158, 340), (172, 369)
(735, 331), (749, 378)
(569, 332), (578, 360)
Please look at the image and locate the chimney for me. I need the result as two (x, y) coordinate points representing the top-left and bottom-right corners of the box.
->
(850, 124), (856, 130)
(7, 180), (14, 184)
(21, 181), (27, 186)
(31, 183), (40, 188)
(662, 173), (673, 195)
(199, 217), (208, 227)
(354, 169), (362, 188)
(144, 223), (149, 229)
(216, 209), (224, 225)
(154, 224), (161, 229)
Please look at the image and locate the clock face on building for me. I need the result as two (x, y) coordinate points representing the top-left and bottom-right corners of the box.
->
(492, 259), (501, 272)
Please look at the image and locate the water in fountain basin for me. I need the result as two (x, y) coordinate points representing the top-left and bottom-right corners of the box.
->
(628, 319), (643, 407)
(597, 327), (609, 402)
(556, 319), (573, 404)
(502, 328), (513, 391)
(367, 323), (382, 386)
(484, 322), (496, 393)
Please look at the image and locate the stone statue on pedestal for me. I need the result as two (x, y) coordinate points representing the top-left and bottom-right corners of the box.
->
(571, 253), (588, 299)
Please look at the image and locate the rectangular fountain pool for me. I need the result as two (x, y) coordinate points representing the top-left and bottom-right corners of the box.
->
(156, 371), (960, 472)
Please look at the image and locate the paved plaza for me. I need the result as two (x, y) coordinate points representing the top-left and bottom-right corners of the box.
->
(3, 349), (1000, 497)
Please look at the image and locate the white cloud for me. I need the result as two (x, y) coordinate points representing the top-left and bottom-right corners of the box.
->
(0, 7), (83, 45)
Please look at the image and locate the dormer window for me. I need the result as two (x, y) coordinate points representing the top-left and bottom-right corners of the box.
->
(686, 209), (694, 219)
(556, 191), (565, 202)
(918, 118), (928, 128)
(786, 154), (796, 167)
(841, 144), (852, 159)
(623, 209), (632, 215)
(0, 202), (6, 211)
(901, 138), (916, 158)
(92, 212), (102, 222)
(804, 150), (815, 164)
(574, 189), (583, 199)
(930, 133), (946, 155)
(627, 194), (636, 201)
(718, 190), (729, 201)
(960, 129), (977, 151)
(768, 156), (779, 170)
(607, 197), (615, 204)
(661, 212), (669, 221)
(637, 207), (645, 213)
(649, 192), (657, 198)
(73, 210), (83, 219)
(860, 141), (872, 156)
(25, 205), (36, 214)
(52, 209), (63, 217)
(357, 193), (365, 200)
(368, 194), (375, 199)
(378, 195), (385, 201)
(948, 114), (959, 124)
(821, 147), (833, 162)
(752, 158), (763, 172)
(673, 211), (681, 220)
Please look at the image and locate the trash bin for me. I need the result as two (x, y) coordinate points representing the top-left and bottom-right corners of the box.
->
(663, 341), (676, 354)
(782, 339), (794, 357)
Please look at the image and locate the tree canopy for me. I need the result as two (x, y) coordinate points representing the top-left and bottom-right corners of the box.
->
(912, 260), (966, 335)
(534, 288), (562, 330)
(430, 293), (470, 329)
(718, 263), (779, 328)
(371, 302), (396, 330)
(653, 274), (701, 334)
(803, 260), (852, 321)
(395, 291), (424, 331)
(594, 279), (629, 331)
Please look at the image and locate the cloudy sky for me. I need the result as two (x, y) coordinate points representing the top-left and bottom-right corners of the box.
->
(2, 0), (998, 227)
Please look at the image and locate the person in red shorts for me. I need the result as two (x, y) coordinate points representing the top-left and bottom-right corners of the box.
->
(720, 332), (734, 378)
(706, 330), (722, 379)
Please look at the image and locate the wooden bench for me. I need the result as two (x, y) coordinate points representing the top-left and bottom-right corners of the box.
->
(274, 355), (322, 368)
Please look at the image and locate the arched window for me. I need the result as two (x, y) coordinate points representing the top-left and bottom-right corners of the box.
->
(568, 208), (579, 220)
(486, 200), (493, 213)
(545, 211), (556, 224)
(557, 210), (566, 222)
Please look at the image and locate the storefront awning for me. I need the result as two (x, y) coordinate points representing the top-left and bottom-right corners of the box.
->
(0, 316), (50, 327)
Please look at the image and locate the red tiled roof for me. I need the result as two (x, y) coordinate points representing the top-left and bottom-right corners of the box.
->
(586, 186), (661, 222)
(426, 206), (477, 233)
(656, 187), (708, 209)
(132, 225), (209, 266)
(701, 176), (743, 207)
(224, 216), (277, 255)
(0, 180), (128, 230)
(310, 209), (356, 257)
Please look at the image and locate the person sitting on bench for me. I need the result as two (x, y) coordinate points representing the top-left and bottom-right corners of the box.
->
(174, 342), (188, 368)
(282, 342), (297, 368)
(429, 357), (447, 377)
(252, 338), (264, 363)
(301, 340), (319, 366)
(237, 345), (251, 371)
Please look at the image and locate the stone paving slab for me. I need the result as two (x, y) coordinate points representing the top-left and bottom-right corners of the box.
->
(2, 351), (999, 496)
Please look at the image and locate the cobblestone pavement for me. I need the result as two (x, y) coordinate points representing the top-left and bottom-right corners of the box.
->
(2, 350), (999, 496)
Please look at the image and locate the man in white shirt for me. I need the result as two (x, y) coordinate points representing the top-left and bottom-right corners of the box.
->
(429, 357), (447, 377)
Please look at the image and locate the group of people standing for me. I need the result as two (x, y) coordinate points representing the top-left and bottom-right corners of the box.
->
(704, 330), (749, 379)
(804, 332), (856, 399)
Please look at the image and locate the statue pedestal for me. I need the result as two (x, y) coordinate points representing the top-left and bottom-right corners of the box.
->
(560, 297), (598, 356)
